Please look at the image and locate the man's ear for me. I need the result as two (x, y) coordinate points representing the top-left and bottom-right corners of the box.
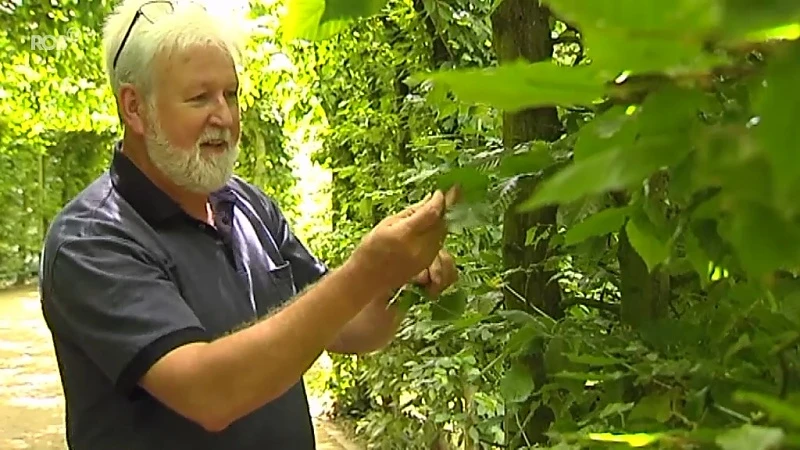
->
(119, 84), (147, 135)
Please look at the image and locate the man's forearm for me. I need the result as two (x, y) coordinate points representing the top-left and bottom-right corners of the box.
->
(326, 289), (403, 354)
(188, 258), (384, 429)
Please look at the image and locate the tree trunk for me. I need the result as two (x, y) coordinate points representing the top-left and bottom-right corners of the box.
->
(618, 171), (671, 329)
(491, 0), (563, 446)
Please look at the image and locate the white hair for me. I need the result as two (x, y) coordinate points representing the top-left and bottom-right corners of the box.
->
(102, 0), (247, 105)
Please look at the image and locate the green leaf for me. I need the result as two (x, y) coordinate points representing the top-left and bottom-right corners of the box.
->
(507, 323), (548, 356)
(543, 0), (726, 74)
(517, 146), (662, 210)
(734, 391), (800, 427)
(517, 148), (626, 210)
(573, 105), (637, 161)
(499, 361), (535, 403)
(585, 30), (728, 76)
(564, 353), (624, 366)
(726, 203), (800, 278)
(431, 289), (468, 321)
(282, 0), (389, 42)
(753, 42), (800, 210)
(564, 206), (629, 246)
(715, 425), (785, 450)
(543, 0), (722, 34)
(626, 212), (670, 272)
(721, 0), (800, 43)
(519, 86), (702, 210)
(281, 0), (326, 41)
(498, 144), (554, 177)
(684, 229), (713, 287)
(554, 371), (626, 382)
(419, 60), (607, 112)
(436, 166), (490, 204)
(629, 392), (673, 423)
(723, 333), (751, 365)
(499, 308), (555, 327)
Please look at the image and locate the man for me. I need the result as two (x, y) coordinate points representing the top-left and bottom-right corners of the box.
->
(38, 0), (459, 449)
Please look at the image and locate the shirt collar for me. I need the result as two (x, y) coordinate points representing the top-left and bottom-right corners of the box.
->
(109, 141), (235, 226)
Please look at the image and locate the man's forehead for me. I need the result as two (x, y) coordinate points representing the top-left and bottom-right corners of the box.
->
(156, 46), (239, 85)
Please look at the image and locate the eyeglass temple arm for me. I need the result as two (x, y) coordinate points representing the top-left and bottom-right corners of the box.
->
(113, 11), (142, 69)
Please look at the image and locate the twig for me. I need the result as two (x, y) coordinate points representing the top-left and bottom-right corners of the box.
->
(712, 404), (751, 423)
(503, 285), (557, 325)
(478, 437), (507, 448)
(562, 296), (620, 315)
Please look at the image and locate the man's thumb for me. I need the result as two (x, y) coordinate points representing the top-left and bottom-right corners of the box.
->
(406, 190), (445, 229)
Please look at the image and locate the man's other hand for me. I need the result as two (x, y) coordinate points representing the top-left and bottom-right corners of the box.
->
(411, 249), (458, 298)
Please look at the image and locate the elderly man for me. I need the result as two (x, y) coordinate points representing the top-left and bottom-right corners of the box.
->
(38, 1), (458, 449)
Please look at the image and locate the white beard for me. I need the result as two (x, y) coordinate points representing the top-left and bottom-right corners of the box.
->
(144, 113), (240, 193)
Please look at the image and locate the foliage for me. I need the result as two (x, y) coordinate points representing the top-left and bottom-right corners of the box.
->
(285, 0), (800, 448)
(0, 0), (305, 286)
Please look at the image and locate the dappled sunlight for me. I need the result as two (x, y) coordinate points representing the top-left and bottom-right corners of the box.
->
(0, 287), (65, 449)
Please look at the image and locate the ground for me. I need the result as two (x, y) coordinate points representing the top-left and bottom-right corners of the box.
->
(0, 285), (360, 450)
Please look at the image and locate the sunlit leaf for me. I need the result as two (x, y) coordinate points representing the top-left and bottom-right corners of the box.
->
(282, 0), (389, 42)
(721, 0), (800, 42)
(418, 60), (607, 112)
(588, 432), (663, 447)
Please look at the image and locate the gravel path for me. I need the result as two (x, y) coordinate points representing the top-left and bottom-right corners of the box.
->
(0, 285), (357, 449)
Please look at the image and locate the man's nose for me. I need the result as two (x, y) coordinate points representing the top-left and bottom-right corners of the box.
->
(209, 93), (235, 128)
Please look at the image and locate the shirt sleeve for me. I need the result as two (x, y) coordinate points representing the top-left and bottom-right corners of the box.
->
(41, 233), (210, 398)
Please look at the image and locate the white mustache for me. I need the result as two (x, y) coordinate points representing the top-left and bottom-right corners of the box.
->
(198, 128), (231, 145)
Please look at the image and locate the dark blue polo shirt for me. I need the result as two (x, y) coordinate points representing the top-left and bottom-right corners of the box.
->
(38, 143), (328, 449)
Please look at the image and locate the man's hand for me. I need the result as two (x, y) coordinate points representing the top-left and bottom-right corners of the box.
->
(350, 190), (449, 293)
(411, 249), (458, 297)
(328, 186), (461, 354)
(410, 185), (461, 297)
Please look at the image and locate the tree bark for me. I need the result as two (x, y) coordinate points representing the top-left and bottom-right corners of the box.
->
(618, 171), (671, 328)
(491, 0), (564, 446)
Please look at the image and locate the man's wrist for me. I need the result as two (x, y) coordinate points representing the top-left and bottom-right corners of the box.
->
(340, 255), (395, 301)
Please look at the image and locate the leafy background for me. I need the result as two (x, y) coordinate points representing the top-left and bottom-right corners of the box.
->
(2, 0), (800, 448)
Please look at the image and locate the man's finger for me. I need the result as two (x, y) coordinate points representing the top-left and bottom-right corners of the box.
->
(404, 190), (446, 231)
(439, 250), (458, 287)
(429, 254), (443, 286)
(413, 268), (431, 286)
(445, 185), (462, 210)
(395, 192), (431, 219)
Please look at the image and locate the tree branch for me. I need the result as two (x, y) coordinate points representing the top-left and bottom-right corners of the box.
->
(562, 296), (620, 315)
